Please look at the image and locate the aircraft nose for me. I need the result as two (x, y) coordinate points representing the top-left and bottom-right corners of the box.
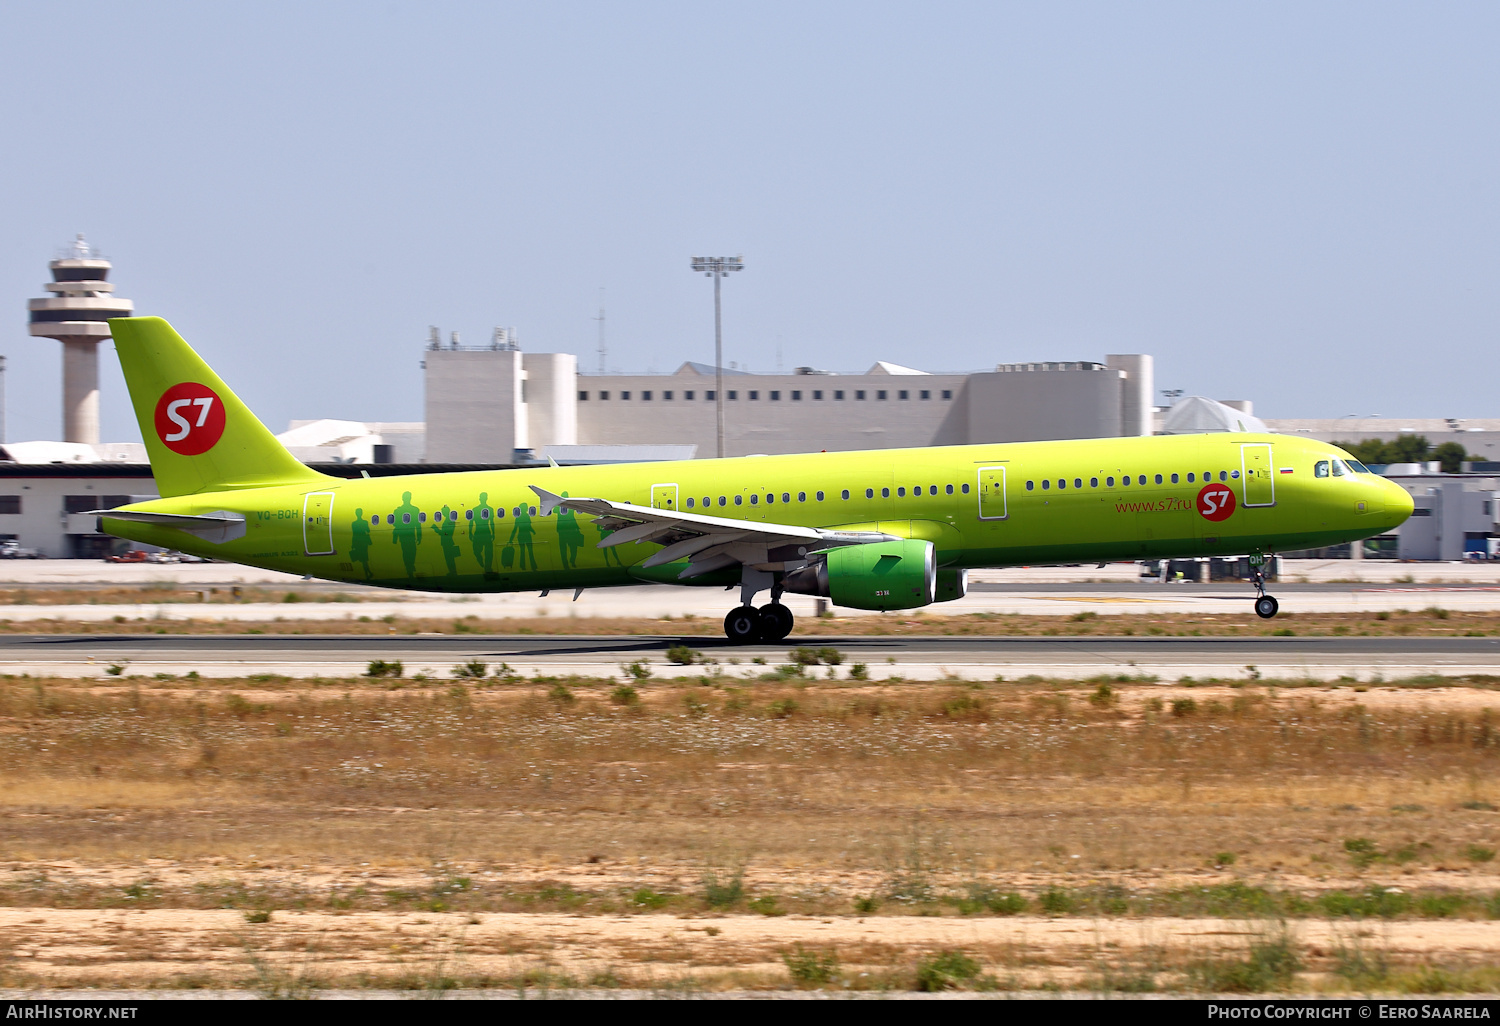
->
(1383, 478), (1415, 527)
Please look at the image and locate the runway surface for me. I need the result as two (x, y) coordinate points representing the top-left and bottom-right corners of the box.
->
(4, 560), (1500, 621)
(9, 633), (1499, 684)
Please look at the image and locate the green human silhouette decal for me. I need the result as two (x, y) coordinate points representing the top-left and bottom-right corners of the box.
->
(468, 492), (495, 573)
(555, 492), (585, 570)
(507, 502), (539, 571)
(431, 504), (460, 577)
(391, 491), (422, 577)
(349, 507), (373, 580)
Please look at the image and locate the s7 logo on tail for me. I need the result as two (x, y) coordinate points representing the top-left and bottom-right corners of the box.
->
(154, 382), (226, 455)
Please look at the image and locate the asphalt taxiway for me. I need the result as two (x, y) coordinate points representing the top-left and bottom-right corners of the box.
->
(7, 633), (1498, 684)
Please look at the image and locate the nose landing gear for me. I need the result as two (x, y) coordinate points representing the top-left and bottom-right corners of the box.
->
(1252, 562), (1279, 619)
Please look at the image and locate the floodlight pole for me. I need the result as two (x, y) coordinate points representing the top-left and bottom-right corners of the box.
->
(691, 255), (743, 459)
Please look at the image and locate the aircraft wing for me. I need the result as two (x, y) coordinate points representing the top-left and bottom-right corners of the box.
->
(529, 485), (893, 579)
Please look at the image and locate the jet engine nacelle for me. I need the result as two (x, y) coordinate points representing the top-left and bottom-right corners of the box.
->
(783, 538), (936, 611)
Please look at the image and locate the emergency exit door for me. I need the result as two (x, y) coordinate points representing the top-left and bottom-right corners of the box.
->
(651, 484), (679, 511)
(1240, 445), (1275, 507)
(303, 492), (335, 555)
(977, 466), (1008, 520)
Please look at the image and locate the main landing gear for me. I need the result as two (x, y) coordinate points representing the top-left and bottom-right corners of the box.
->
(723, 601), (794, 643)
(1252, 562), (1279, 619)
(723, 568), (795, 643)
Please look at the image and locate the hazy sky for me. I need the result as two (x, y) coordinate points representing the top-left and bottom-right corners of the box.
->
(2, 2), (1497, 443)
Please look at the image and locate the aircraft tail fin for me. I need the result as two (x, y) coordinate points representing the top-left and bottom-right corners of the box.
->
(109, 317), (328, 498)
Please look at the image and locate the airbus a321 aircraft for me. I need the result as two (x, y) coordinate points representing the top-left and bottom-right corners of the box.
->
(92, 318), (1414, 642)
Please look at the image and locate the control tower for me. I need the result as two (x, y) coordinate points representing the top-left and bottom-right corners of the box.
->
(27, 235), (134, 444)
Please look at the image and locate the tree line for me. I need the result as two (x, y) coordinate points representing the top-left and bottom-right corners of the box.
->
(1332, 435), (1472, 472)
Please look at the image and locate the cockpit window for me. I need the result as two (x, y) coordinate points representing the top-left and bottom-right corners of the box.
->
(1314, 460), (1330, 478)
(1346, 459), (1371, 474)
(1331, 459), (1347, 477)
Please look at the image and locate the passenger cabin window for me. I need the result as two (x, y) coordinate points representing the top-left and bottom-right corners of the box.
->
(946, 484), (953, 494)
(1107, 477), (1115, 486)
(1027, 481), (1034, 490)
(1042, 480), (1050, 490)
(1155, 474), (1163, 484)
(686, 498), (695, 508)
(898, 487), (906, 497)
(961, 483), (969, 493)
(841, 490), (849, 499)
(735, 495), (743, 505)
(1074, 478), (1082, 489)
(1090, 477), (1098, 487)
(1187, 473), (1195, 482)
(865, 488), (874, 498)
(881, 487), (890, 498)
(782, 493), (791, 503)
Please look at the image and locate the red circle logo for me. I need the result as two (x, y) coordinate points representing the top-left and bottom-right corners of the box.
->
(1196, 481), (1237, 522)
(154, 383), (226, 456)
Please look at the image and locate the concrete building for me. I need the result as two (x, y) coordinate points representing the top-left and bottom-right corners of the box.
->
(0, 463), (156, 558)
(26, 236), (134, 444)
(1380, 466), (1500, 561)
(423, 337), (1155, 462)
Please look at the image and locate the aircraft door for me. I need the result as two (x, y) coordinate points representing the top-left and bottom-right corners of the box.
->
(1240, 445), (1275, 507)
(651, 484), (679, 511)
(303, 492), (336, 556)
(977, 466), (1008, 520)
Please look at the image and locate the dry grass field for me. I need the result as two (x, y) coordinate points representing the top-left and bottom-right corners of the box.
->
(0, 665), (1498, 994)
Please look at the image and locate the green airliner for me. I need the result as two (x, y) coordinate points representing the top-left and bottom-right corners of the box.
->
(92, 317), (1413, 642)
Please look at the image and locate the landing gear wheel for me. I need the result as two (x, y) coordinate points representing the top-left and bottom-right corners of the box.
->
(724, 606), (761, 643)
(758, 602), (794, 642)
(1254, 595), (1279, 619)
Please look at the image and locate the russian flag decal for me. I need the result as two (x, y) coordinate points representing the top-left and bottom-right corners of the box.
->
(1279, 467), (1294, 474)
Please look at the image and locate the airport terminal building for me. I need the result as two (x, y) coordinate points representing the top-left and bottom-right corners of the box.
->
(422, 342), (1156, 463)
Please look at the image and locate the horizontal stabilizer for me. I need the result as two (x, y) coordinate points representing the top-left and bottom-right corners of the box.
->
(91, 509), (247, 545)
